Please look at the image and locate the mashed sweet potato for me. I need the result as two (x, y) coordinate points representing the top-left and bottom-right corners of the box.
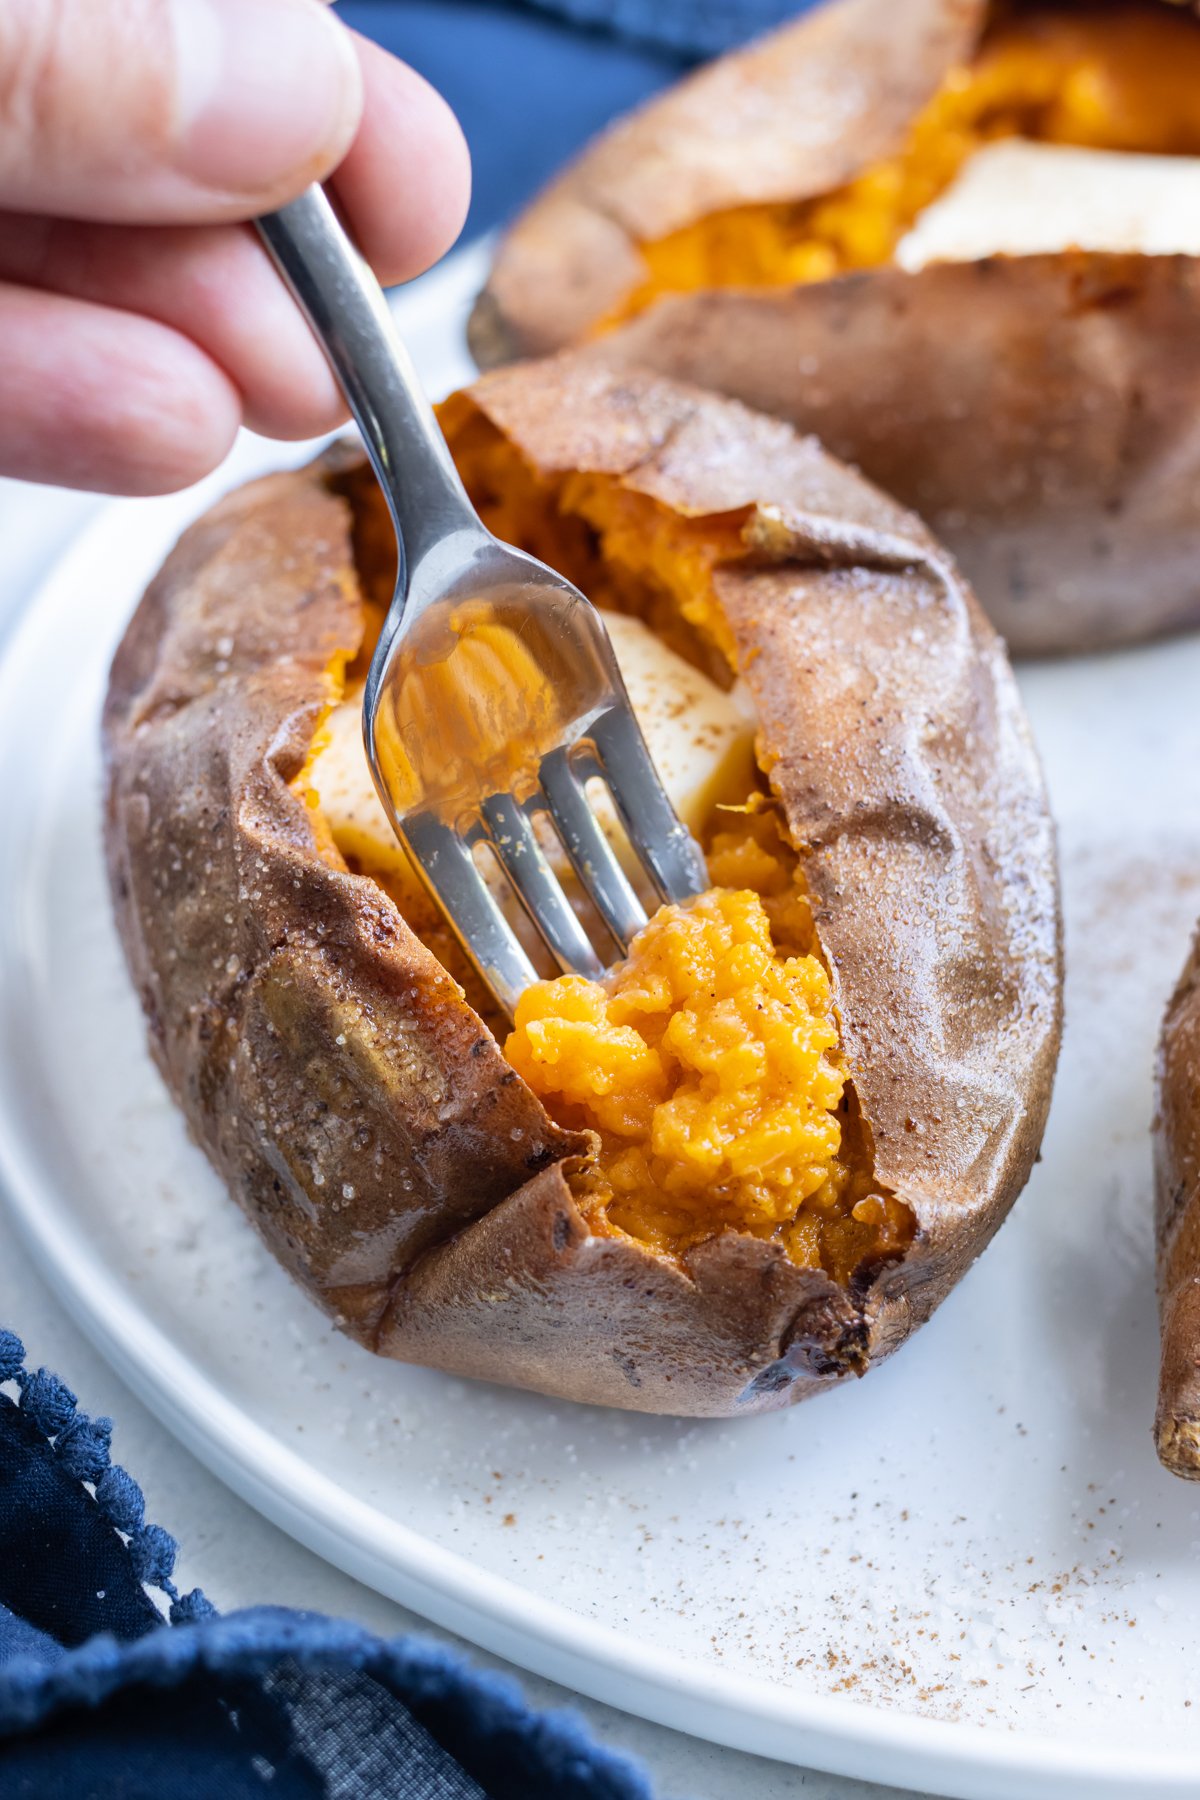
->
(506, 888), (844, 1234)
(505, 884), (910, 1285)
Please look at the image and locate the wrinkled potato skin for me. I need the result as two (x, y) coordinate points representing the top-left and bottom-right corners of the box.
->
(104, 360), (1061, 1416)
(593, 254), (1200, 657)
(102, 461), (586, 1342)
(472, 0), (1200, 657)
(1155, 931), (1200, 1477)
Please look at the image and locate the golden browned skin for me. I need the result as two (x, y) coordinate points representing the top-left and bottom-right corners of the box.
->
(472, 0), (1200, 657)
(1155, 930), (1200, 1476)
(591, 253), (1200, 657)
(104, 360), (1061, 1415)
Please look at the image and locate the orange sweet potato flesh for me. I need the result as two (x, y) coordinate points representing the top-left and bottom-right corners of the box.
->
(441, 401), (908, 1287)
(104, 360), (1061, 1415)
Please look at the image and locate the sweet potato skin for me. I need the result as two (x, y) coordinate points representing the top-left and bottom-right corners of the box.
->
(102, 462), (585, 1341)
(592, 253), (1200, 657)
(104, 359), (1061, 1415)
(1155, 932), (1200, 1476)
(472, 0), (1200, 656)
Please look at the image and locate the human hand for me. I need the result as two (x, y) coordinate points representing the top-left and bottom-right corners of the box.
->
(0, 0), (470, 493)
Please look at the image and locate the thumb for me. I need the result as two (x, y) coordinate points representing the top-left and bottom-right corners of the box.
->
(0, 0), (363, 225)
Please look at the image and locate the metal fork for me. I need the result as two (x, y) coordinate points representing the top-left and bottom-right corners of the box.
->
(257, 190), (707, 1014)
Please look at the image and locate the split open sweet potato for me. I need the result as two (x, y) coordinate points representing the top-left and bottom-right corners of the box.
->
(103, 360), (1061, 1414)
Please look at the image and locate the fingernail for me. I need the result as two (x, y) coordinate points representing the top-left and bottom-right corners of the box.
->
(170, 0), (363, 197)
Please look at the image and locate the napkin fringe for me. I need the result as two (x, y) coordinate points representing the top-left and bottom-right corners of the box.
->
(1, 1326), (655, 1797)
(0, 1329), (213, 1627)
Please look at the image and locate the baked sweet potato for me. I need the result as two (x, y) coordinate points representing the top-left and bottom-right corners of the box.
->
(471, 0), (1200, 655)
(104, 359), (1061, 1415)
(1155, 931), (1200, 1477)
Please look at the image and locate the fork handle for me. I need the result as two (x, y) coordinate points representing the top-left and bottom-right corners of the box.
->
(256, 188), (481, 581)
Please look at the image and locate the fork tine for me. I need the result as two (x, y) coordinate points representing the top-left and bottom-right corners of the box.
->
(479, 792), (605, 980)
(539, 746), (648, 954)
(590, 706), (709, 904)
(401, 810), (539, 1017)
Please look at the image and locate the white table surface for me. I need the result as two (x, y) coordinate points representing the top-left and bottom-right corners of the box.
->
(0, 469), (927, 1800)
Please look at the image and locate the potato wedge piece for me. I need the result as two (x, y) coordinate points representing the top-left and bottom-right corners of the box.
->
(104, 360), (1061, 1415)
(473, 0), (1200, 655)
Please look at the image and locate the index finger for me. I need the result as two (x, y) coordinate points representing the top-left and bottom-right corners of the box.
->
(330, 33), (471, 288)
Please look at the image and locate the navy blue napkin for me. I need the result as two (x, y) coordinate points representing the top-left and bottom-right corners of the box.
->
(339, 0), (820, 236)
(0, 1329), (652, 1798)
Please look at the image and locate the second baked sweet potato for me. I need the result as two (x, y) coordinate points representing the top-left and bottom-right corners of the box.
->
(473, 0), (1200, 655)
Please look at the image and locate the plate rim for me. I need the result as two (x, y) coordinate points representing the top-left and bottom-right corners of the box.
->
(0, 398), (1194, 1800)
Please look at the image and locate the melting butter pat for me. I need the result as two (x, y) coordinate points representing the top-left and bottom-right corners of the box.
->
(307, 610), (756, 892)
(896, 139), (1200, 270)
(598, 612), (756, 836)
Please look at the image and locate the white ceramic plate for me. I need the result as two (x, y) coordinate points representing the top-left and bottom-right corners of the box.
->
(3, 244), (1200, 1800)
